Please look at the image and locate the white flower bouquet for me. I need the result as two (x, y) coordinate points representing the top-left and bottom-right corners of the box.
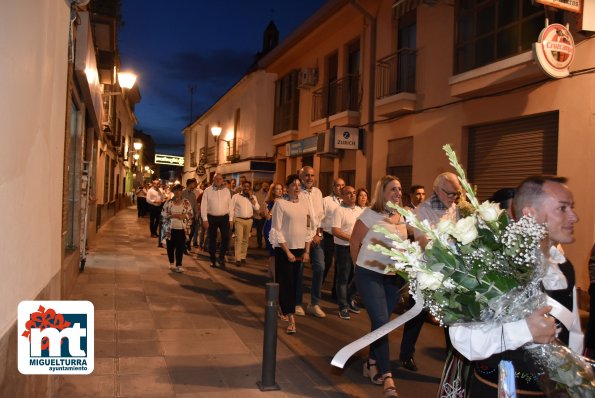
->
(368, 144), (594, 397)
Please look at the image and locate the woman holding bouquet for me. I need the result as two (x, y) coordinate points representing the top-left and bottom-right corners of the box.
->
(350, 175), (407, 397)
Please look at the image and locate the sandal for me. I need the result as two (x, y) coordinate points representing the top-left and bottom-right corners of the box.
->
(383, 375), (398, 397)
(286, 323), (296, 334)
(362, 359), (383, 385)
(277, 308), (289, 322)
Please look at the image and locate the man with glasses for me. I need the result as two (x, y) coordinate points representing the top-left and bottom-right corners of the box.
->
(400, 172), (462, 372)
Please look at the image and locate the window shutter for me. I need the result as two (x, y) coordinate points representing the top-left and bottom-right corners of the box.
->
(468, 112), (558, 201)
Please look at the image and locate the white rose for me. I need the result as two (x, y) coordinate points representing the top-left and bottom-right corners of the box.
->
(451, 216), (478, 245)
(436, 219), (455, 235)
(416, 270), (444, 291)
(477, 201), (502, 222)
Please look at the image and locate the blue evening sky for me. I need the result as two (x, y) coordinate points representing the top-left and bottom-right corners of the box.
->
(119, 0), (326, 155)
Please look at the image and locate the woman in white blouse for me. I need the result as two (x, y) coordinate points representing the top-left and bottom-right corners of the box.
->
(350, 175), (407, 398)
(269, 174), (311, 335)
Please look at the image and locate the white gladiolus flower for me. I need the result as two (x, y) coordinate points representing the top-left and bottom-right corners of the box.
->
(451, 216), (478, 245)
(416, 270), (444, 291)
(477, 201), (502, 222)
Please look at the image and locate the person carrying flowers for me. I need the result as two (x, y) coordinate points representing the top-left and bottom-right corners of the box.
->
(332, 145), (593, 398)
(448, 175), (582, 397)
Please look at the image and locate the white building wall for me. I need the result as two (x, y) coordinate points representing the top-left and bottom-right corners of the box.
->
(0, 1), (70, 335)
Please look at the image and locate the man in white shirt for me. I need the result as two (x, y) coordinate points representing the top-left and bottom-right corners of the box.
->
(321, 178), (345, 298)
(296, 166), (326, 318)
(230, 181), (260, 266)
(201, 173), (232, 269)
(331, 186), (362, 320)
(252, 182), (269, 249)
(448, 175), (581, 396)
(146, 177), (165, 238)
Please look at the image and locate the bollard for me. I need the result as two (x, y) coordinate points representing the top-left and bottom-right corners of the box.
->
(257, 282), (281, 391)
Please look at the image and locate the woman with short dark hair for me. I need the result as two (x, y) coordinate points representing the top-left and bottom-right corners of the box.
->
(161, 184), (193, 273)
(269, 174), (311, 334)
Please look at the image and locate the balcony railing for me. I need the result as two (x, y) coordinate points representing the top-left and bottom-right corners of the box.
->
(312, 74), (360, 121)
(376, 48), (416, 99)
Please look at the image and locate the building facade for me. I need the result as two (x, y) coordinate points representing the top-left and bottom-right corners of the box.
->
(255, 0), (594, 290)
(182, 69), (277, 186)
(0, 1), (140, 395)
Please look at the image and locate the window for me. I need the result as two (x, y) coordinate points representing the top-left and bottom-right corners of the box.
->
(274, 70), (299, 134)
(454, 0), (561, 74)
(397, 11), (416, 93)
(386, 137), (413, 194)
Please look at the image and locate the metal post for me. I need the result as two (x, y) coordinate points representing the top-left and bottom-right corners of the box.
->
(257, 282), (280, 391)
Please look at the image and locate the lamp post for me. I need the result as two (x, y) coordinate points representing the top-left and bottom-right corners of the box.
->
(210, 125), (222, 165)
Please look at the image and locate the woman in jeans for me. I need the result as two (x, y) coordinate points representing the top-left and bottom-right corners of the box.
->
(269, 174), (311, 334)
(161, 184), (193, 273)
(350, 175), (407, 398)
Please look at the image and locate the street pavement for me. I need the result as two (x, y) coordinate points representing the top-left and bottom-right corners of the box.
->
(57, 207), (447, 397)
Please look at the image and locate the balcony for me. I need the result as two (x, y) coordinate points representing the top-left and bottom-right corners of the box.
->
(199, 146), (216, 165)
(311, 75), (360, 122)
(375, 49), (417, 118)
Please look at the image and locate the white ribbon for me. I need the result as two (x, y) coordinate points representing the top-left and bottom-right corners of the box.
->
(546, 295), (584, 353)
(331, 294), (424, 368)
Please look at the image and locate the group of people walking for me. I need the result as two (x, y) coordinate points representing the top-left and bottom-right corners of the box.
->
(136, 167), (592, 398)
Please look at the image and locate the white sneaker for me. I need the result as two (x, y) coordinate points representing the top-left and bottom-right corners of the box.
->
(169, 264), (176, 271)
(294, 305), (305, 316)
(307, 304), (326, 318)
(174, 266), (185, 273)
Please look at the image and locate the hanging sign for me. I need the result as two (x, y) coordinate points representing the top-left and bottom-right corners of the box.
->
(334, 127), (360, 150)
(533, 23), (575, 78)
(534, 0), (581, 13)
(155, 154), (184, 166)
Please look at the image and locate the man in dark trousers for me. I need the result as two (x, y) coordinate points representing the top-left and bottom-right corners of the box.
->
(200, 173), (232, 269)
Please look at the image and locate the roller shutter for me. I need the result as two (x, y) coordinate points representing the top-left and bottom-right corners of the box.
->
(468, 112), (558, 201)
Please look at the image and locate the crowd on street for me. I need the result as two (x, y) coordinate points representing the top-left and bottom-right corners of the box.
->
(133, 169), (595, 398)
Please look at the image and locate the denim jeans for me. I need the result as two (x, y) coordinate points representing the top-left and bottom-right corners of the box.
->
(296, 241), (324, 306)
(335, 245), (355, 309)
(355, 266), (405, 375)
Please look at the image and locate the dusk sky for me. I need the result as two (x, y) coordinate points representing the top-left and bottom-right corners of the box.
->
(118, 0), (327, 155)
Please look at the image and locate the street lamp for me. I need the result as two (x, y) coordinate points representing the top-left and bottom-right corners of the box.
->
(211, 125), (222, 164)
(133, 141), (143, 151)
(133, 153), (140, 160)
(118, 72), (137, 89)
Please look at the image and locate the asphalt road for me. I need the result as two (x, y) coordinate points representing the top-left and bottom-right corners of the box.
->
(192, 245), (447, 397)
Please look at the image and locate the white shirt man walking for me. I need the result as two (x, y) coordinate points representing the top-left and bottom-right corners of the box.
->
(201, 173), (232, 269)
(230, 181), (260, 266)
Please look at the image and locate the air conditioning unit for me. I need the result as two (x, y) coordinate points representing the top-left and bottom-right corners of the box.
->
(297, 68), (318, 89)
(316, 129), (339, 156)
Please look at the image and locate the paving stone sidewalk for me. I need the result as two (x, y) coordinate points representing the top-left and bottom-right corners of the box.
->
(57, 207), (346, 397)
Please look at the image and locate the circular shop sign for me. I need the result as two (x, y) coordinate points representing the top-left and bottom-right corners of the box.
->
(533, 23), (575, 79)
